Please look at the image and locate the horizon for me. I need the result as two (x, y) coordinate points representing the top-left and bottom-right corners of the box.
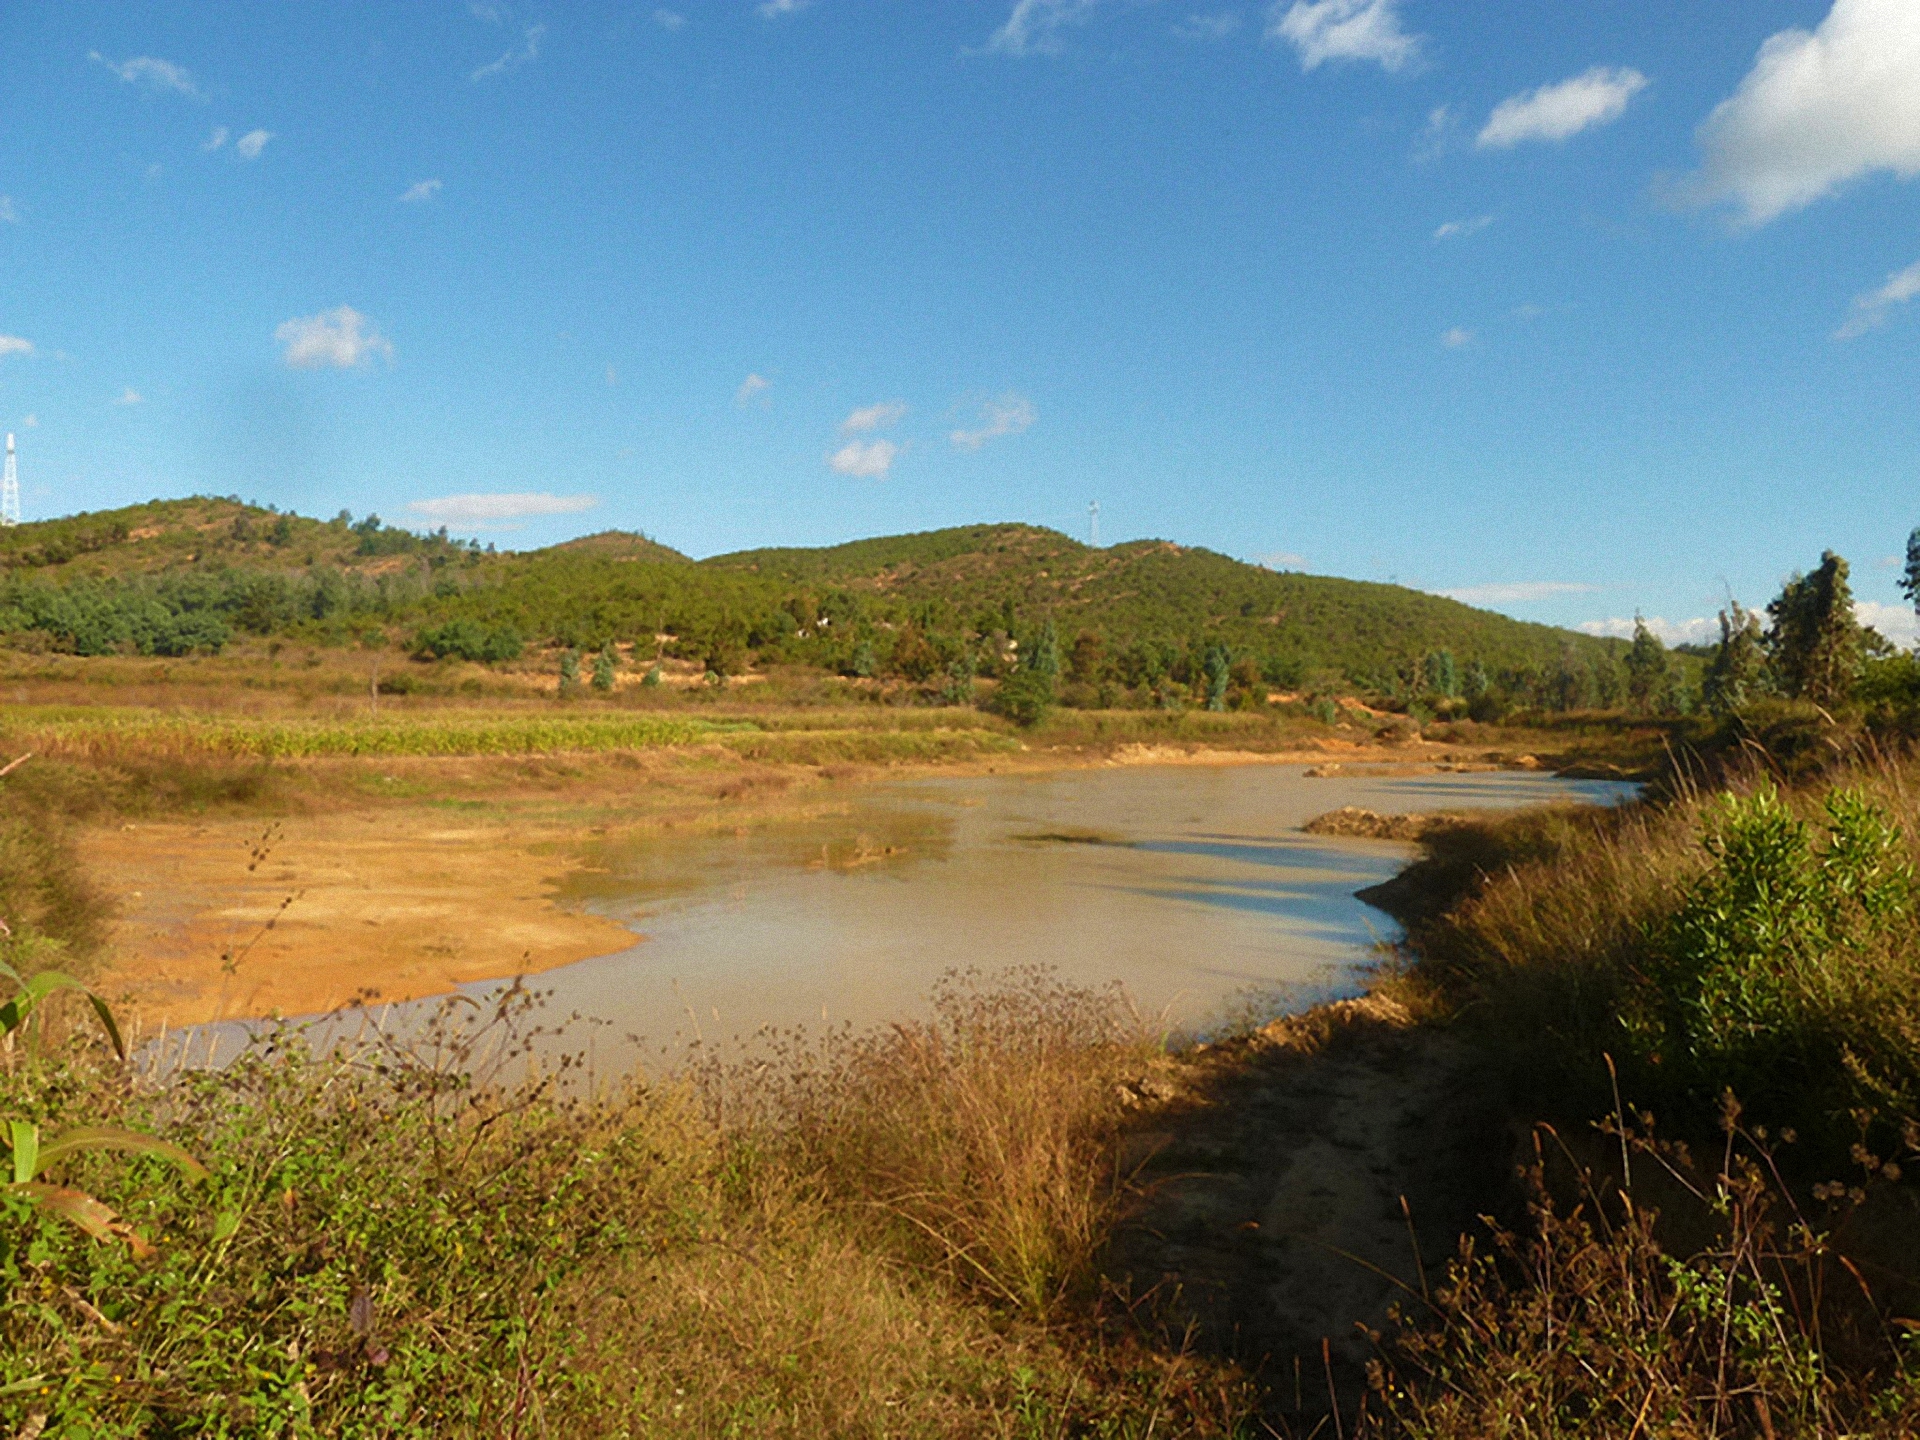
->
(3, 2), (1918, 648)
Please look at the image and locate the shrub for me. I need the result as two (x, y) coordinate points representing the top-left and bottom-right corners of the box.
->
(410, 618), (523, 664)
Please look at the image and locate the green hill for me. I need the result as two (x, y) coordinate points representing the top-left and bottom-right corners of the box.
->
(0, 503), (1636, 706)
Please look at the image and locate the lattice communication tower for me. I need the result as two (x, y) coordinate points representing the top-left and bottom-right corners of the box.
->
(1, 434), (18, 528)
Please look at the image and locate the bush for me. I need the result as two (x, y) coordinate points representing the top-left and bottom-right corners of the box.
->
(410, 618), (524, 664)
(1634, 783), (1919, 1124)
(990, 669), (1056, 728)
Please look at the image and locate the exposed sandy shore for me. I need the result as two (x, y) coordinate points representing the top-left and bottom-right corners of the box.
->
(83, 812), (638, 1033)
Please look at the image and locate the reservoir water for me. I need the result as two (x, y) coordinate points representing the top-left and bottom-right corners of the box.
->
(176, 763), (1632, 1072)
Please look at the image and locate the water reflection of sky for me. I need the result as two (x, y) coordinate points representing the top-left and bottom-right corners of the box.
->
(166, 767), (1634, 1073)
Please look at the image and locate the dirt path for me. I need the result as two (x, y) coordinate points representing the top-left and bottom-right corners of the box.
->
(1110, 995), (1512, 1428)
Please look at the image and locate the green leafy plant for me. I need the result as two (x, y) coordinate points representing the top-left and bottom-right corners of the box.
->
(2, 1120), (207, 1254)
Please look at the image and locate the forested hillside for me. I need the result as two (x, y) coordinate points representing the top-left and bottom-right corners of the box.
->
(0, 499), (1634, 710)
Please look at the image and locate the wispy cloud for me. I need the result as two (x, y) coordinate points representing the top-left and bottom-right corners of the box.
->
(20, 415), (35, 429)
(472, 24), (545, 81)
(202, 127), (229, 152)
(408, 492), (598, 525)
(950, 393), (1036, 450)
(1266, 0), (1422, 73)
(89, 52), (200, 98)
(828, 439), (899, 479)
(1577, 615), (1718, 646)
(1440, 581), (1596, 605)
(1837, 258), (1920, 339)
(114, 388), (144, 406)
(0, 197), (17, 225)
(758, 0), (809, 16)
(1175, 11), (1242, 40)
(470, 1), (512, 22)
(1685, 0), (1920, 225)
(275, 307), (393, 369)
(653, 8), (687, 28)
(735, 373), (771, 406)
(1440, 327), (1473, 348)
(0, 336), (34, 360)
(234, 128), (273, 160)
(841, 401), (907, 434)
(1256, 551), (1308, 570)
(1478, 67), (1648, 149)
(1433, 214), (1493, 241)
(399, 178), (443, 203)
(983, 0), (1104, 57)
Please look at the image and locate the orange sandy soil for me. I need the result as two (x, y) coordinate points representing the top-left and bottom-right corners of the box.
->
(80, 736), (1516, 1033)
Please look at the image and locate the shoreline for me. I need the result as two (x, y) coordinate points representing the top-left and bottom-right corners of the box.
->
(86, 735), (1558, 1032)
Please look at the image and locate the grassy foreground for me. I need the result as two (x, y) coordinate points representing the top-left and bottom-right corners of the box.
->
(5, 694), (1912, 1433)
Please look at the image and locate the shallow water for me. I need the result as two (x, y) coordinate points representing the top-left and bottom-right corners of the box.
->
(170, 764), (1631, 1073)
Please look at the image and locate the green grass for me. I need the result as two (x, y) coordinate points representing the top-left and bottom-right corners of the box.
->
(0, 710), (738, 761)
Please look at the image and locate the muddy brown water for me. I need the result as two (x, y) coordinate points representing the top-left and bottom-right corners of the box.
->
(168, 764), (1632, 1073)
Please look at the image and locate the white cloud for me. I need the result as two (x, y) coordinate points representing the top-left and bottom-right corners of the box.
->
(399, 178), (443, 203)
(758, 0), (809, 16)
(1477, 67), (1648, 149)
(1267, 0), (1421, 73)
(470, 1), (511, 21)
(984, 0), (1103, 57)
(234, 129), (273, 160)
(653, 8), (687, 28)
(1256, 551), (1308, 569)
(20, 415), (35, 428)
(1687, 0), (1920, 225)
(0, 336), (33, 360)
(1175, 12), (1242, 40)
(735, 372), (770, 406)
(202, 127), (228, 152)
(605, 364), (618, 388)
(1577, 615), (1719, 646)
(1440, 581), (1596, 605)
(1440, 326), (1473, 348)
(840, 401), (907, 434)
(0, 197), (16, 225)
(114, 388), (143, 406)
(950, 393), (1036, 450)
(829, 438), (899, 479)
(89, 52), (200, 98)
(1858, 599), (1920, 648)
(1433, 214), (1493, 241)
(472, 24), (545, 81)
(1835, 257), (1920, 339)
(408, 492), (598, 524)
(275, 307), (393, 369)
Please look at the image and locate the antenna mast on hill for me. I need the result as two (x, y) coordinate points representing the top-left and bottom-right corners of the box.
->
(1, 434), (18, 528)
(1088, 500), (1100, 548)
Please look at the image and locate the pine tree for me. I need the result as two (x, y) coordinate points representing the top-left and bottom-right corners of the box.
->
(1902, 526), (1920, 620)
(1766, 551), (1862, 706)
(558, 648), (580, 695)
(591, 646), (617, 693)
(1623, 615), (1669, 713)
(1203, 643), (1232, 711)
(1703, 601), (1766, 715)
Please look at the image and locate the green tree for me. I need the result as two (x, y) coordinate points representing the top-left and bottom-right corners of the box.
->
(1422, 649), (1458, 699)
(558, 648), (580, 695)
(1203, 644), (1232, 711)
(1028, 619), (1061, 680)
(1902, 526), (1919, 623)
(1766, 550), (1863, 706)
(1702, 601), (1766, 715)
(591, 646), (617, 692)
(1623, 615), (1669, 713)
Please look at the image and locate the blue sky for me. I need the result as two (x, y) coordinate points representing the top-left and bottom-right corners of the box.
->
(3, 0), (1918, 644)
